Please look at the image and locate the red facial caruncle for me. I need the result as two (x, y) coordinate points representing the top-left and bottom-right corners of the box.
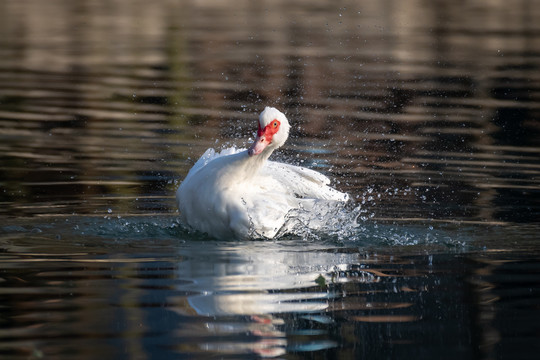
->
(248, 119), (281, 156)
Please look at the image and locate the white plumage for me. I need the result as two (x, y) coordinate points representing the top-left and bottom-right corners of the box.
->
(176, 107), (348, 239)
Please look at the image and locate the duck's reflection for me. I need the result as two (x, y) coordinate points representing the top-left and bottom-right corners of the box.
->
(168, 241), (355, 357)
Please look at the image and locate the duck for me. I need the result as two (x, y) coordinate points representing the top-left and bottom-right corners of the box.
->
(176, 106), (349, 240)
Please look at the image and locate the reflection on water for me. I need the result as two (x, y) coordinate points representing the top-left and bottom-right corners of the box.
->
(1, 0), (540, 358)
(1, 220), (539, 359)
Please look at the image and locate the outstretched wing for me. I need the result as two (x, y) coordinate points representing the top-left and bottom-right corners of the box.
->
(182, 146), (245, 183)
(261, 161), (349, 202)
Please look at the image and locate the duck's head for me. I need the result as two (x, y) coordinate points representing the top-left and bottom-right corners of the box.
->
(248, 107), (290, 157)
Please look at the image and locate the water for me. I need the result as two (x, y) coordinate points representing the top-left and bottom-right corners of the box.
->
(1, 0), (540, 358)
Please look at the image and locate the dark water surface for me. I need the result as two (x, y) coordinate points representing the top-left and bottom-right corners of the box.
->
(1, 0), (540, 359)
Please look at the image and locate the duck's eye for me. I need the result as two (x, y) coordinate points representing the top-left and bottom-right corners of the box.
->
(273, 121), (278, 128)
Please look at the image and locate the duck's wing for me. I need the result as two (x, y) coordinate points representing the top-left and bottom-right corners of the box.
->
(183, 147), (245, 183)
(260, 161), (349, 202)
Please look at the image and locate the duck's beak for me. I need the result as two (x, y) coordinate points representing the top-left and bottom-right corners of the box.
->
(248, 133), (271, 156)
(248, 120), (280, 156)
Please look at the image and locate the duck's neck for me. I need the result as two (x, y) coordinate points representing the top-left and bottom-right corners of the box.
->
(243, 147), (274, 179)
(221, 147), (273, 185)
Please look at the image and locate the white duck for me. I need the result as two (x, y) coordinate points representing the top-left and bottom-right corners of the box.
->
(176, 107), (348, 240)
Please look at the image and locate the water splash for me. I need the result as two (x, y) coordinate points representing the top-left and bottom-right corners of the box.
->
(274, 197), (471, 250)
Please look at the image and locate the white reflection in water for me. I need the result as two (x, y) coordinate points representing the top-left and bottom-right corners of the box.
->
(168, 242), (362, 356)
(173, 244), (356, 315)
